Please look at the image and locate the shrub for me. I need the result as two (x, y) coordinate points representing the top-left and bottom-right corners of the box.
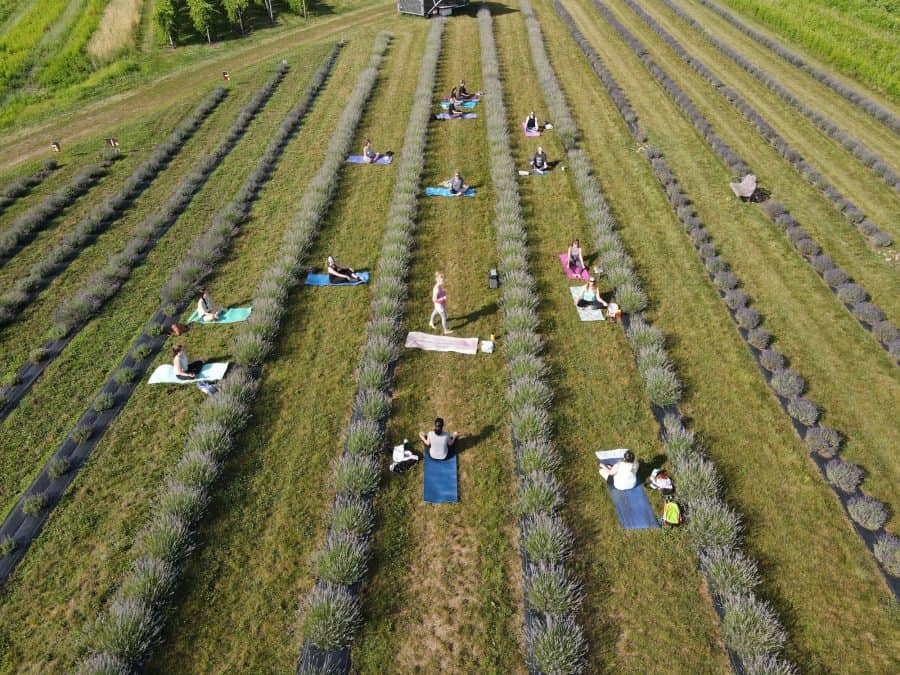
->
(769, 369), (804, 398)
(742, 653), (798, 675)
(873, 321), (899, 346)
(344, 418), (383, 456)
(28, 346), (49, 362)
(113, 367), (136, 386)
(0, 535), (15, 557)
(735, 307), (760, 329)
(810, 255), (834, 273)
(171, 450), (219, 489)
(317, 532), (368, 585)
(663, 420), (698, 465)
(330, 496), (374, 538)
(642, 366), (681, 406)
(333, 455), (379, 497)
(47, 456), (70, 480)
(512, 404), (550, 445)
(93, 392), (116, 412)
(119, 557), (176, 607)
(794, 238), (820, 257)
(71, 423), (93, 444)
(22, 493), (48, 517)
(851, 302), (883, 326)
(873, 534), (900, 577)
(846, 496), (888, 531)
(758, 349), (785, 372)
(521, 514), (573, 563)
(746, 328), (771, 350)
(704, 256), (728, 274)
(525, 563), (582, 615)
(526, 616), (587, 674)
(131, 344), (152, 361)
(303, 584), (362, 650)
(517, 471), (562, 516)
(787, 397), (819, 426)
(91, 598), (158, 664)
(516, 440), (561, 475)
(636, 345), (670, 374)
(724, 289), (749, 310)
(614, 281), (648, 313)
(626, 316), (664, 351)
(232, 332), (272, 367)
(508, 374), (552, 410)
(700, 547), (760, 599)
(721, 593), (786, 661)
(836, 283), (866, 305)
(674, 456), (721, 504)
(713, 272), (739, 290)
(156, 482), (206, 523)
(687, 498), (740, 550)
(822, 268), (849, 287)
(824, 459), (863, 494)
(804, 426), (841, 457)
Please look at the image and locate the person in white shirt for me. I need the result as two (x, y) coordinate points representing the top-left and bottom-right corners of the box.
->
(599, 450), (639, 490)
(606, 300), (622, 323)
(419, 418), (458, 460)
(197, 288), (223, 322)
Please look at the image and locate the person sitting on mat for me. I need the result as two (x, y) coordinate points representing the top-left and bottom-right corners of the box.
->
(457, 79), (479, 100)
(444, 95), (463, 119)
(327, 255), (363, 284)
(173, 344), (204, 380)
(362, 138), (382, 164)
(419, 417), (458, 461)
(606, 299), (622, 323)
(449, 171), (469, 196)
(567, 239), (586, 275)
(197, 288), (224, 322)
(648, 468), (674, 495)
(525, 111), (541, 132)
(530, 146), (549, 174)
(578, 277), (608, 310)
(599, 450), (639, 490)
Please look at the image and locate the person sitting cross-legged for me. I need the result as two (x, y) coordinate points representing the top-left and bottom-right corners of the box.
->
(530, 146), (549, 174)
(362, 138), (382, 164)
(419, 417), (458, 461)
(599, 450), (639, 490)
(577, 277), (608, 310)
(197, 288), (224, 322)
(449, 171), (469, 196)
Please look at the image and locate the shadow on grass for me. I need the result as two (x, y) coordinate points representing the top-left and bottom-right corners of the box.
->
(453, 300), (498, 328)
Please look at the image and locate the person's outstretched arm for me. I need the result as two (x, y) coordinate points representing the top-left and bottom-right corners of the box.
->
(448, 432), (459, 446)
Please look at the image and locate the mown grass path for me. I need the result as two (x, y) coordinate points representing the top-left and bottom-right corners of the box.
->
(535, 1), (898, 671)
(494, 2), (730, 671)
(351, 13), (523, 674)
(0, 48), (339, 672)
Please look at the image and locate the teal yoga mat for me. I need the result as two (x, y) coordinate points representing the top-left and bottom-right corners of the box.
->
(187, 307), (252, 324)
(148, 362), (229, 384)
(305, 271), (369, 286)
(425, 187), (475, 197)
(440, 99), (478, 109)
(424, 451), (458, 503)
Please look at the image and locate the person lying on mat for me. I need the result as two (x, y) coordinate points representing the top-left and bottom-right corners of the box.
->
(530, 146), (549, 173)
(362, 139), (382, 164)
(577, 277), (608, 310)
(327, 255), (363, 284)
(599, 450), (639, 490)
(197, 288), (224, 322)
(606, 300), (622, 323)
(173, 344), (205, 380)
(419, 417), (458, 461)
(457, 79), (479, 100)
(449, 172), (469, 196)
(567, 238), (586, 275)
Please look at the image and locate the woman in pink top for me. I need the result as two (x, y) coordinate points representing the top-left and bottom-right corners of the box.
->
(429, 272), (452, 334)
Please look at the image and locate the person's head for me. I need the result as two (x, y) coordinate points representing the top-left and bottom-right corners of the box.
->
(435, 271), (444, 284)
(460, 79), (465, 86)
(199, 287), (208, 298)
(434, 417), (444, 432)
(572, 238), (580, 248)
(454, 171), (461, 179)
(529, 111), (535, 117)
(657, 469), (668, 478)
(624, 450), (635, 463)
(173, 344), (185, 356)
(364, 138), (371, 146)
(589, 276), (596, 286)
(537, 146), (544, 154)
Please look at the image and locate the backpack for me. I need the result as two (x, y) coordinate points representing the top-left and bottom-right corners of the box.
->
(170, 322), (187, 337)
(662, 500), (683, 527)
(196, 381), (218, 395)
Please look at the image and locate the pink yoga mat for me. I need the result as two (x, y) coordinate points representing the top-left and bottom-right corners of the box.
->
(523, 122), (541, 137)
(404, 332), (479, 355)
(559, 253), (589, 280)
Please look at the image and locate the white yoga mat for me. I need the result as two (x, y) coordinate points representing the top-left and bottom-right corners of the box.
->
(148, 362), (229, 384)
(595, 449), (628, 462)
(569, 286), (606, 321)
(404, 332), (479, 355)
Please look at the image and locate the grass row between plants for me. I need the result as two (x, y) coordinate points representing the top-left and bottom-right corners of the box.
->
(0, 159), (58, 216)
(533, 0), (898, 670)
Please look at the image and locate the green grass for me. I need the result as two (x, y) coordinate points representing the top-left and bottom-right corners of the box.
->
(0, 0), (69, 97)
(36, 0), (109, 88)
(536, 0), (898, 670)
(717, 0), (899, 99)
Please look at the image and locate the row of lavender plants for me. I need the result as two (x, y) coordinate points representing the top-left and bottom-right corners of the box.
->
(0, 48), (339, 423)
(0, 160), (110, 268)
(478, 8), (587, 673)
(0, 88), (227, 327)
(548, 1), (795, 670)
(75, 38), (388, 673)
(0, 59), (298, 586)
(0, 159), (58, 215)
(620, 0), (892, 247)
(587, 0), (898, 361)
(297, 23), (443, 673)
(659, 0), (898, 192)
(642, 142), (900, 587)
(693, 0), (900, 134)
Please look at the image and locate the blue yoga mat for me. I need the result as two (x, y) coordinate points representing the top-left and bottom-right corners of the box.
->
(440, 99), (478, 109)
(424, 451), (458, 503)
(605, 475), (659, 530)
(304, 271), (369, 286)
(425, 187), (475, 197)
(346, 155), (392, 164)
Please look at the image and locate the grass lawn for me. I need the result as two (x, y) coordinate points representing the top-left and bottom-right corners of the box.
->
(532, 0), (898, 671)
(351, 13), (525, 674)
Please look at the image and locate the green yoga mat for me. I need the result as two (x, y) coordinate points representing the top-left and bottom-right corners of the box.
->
(187, 307), (252, 324)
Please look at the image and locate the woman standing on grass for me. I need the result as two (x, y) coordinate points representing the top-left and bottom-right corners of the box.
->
(429, 272), (452, 334)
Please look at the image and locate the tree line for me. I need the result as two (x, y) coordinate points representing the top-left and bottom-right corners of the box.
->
(154, 0), (310, 47)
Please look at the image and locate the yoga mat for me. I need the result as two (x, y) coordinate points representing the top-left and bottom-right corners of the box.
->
(424, 187), (475, 197)
(305, 271), (370, 286)
(424, 451), (458, 503)
(595, 449), (628, 462)
(440, 100), (478, 109)
(606, 479), (659, 529)
(187, 307), (252, 324)
(569, 286), (606, 322)
(523, 122), (541, 137)
(148, 362), (229, 384)
(559, 253), (590, 280)
(346, 155), (393, 164)
(404, 332), (479, 354)
(434, 113), (477, 120)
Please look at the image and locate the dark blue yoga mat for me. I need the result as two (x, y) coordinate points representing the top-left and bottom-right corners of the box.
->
(424, 451), (458, 503)
(305, 271), (369, 286)
(606, 477), (659, 529)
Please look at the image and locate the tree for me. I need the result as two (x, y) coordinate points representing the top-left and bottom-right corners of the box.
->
(255, 0), (275, 23)
(187, 0), (215, 44)
(287, 0), (308, 19)
(224, 0), (250, 34)
(154, 0), (179, 48)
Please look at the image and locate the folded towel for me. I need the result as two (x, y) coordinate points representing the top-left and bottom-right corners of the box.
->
(187, 307), (253, 324)
(305, 271), (370, 286)
(148, 362), (229, 384)
(435, 113), (477, 120)
(346, 155), (393, 164)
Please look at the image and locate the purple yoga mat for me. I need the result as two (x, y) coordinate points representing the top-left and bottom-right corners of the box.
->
(523, 122), (541, 137)
(559, 253), (589, 280)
